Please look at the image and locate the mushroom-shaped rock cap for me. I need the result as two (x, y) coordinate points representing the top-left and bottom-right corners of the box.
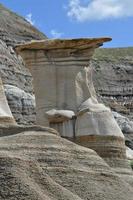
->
(15, 37), (112, 52)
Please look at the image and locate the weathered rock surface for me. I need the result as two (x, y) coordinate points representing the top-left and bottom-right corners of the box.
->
(15, 38), (112, 128)
(92, 48), (133, 120)
(0, 77), (16, 125)
(0, 4), (46, 124)
(0, 39), (32, 93)
(112, 111), (133, 150)
(126, 147), (133, 160)
(113, 111), (133, 134)
(92, 48), (133, 150)
(0, 4), (46, 46)
(4, 85), (36, 124)
(16, 38), (133, 179)
(0, 126), (132, 200)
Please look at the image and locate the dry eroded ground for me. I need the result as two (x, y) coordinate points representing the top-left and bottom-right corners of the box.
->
(0, 126), (132, 200)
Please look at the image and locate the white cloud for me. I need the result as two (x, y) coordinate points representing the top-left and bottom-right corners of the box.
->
(25, 13), (35, 25)
(67, 0), (133, 22)
(50, 29), (63, 38)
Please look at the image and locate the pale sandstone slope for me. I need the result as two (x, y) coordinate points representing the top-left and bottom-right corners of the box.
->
(0, 126), (133, 200)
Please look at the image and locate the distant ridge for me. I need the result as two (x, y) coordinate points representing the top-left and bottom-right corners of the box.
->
(0, 3), (46, 46)
(0, 3), (46, 124)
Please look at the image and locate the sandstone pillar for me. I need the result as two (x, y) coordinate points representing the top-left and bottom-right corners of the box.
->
(15, 38), (111, 127)
(15, 38), (132, 175)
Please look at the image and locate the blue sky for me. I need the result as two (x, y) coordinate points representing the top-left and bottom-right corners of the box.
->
(0, 0), (133, 47)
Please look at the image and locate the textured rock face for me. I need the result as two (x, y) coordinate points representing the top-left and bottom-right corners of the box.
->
(0, 77), (16, 125)
(0, 126), (132, 200)
(112, 111), (133, 150)
(15, 38), (111, 127)
(0, 39), (32, 93)
(0, 4), (45, 46)
(113, 111), (133, 134)
(93, 48), (133, 120)
(4, 85), (36, 124)
(0, 4), (46, 124)
(126, 147), (133, 160)
(92, 48), (133, 150)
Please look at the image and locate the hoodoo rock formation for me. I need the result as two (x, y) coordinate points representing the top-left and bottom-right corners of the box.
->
(0, 3), (132, 137)
(15, 38), (112, 130)
(0, 3), (132, 199)
(15, 38), (133, 185)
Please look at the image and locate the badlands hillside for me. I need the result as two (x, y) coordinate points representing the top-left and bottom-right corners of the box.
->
(93, 47), (133, 120)
(0, 3), (133, 200)
(0, 125), (132, 200)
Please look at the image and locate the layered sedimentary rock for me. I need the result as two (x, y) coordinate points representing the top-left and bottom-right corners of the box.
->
(0, 77), (16, 125)
(113, 111), (133, 134)
(0, 39), (35, 124)
(15, 38), (133, 179)
(92, 48), (133, 151)
(4, 85), (36, 124)
(93, 48), (133, 120)
(0, 126), (133, 200)
(0, 4), (46, 124)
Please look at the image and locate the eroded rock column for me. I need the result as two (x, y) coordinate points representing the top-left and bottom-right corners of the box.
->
(15, 38), (111, 128)
(15, 38), (133, 179)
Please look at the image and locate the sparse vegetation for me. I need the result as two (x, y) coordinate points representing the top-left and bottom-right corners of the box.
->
(93, 47), (133, 61)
